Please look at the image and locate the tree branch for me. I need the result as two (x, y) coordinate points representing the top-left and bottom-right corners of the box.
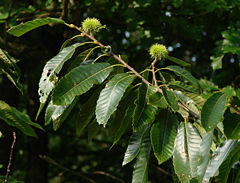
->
(66, 23), (200, 119)
(152, 165), (171, 176)
(40, 155), (125, 183)
(91, 171), (125, 183)
(39, 155), (95, 183)
(5, 131), (16, 183)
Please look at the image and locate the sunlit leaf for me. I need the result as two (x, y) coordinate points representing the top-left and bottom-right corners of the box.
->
(96, 73), (135, 127)
(201, 92), (227, 132)
(202, 140), (237, 182)
(52, 63), (113, 105)
(215, 142), (240, 183)
(173, 122), (202, 182)
(197, 132), (213, 183)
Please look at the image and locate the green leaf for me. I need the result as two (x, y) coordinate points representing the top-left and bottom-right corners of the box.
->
(173, 122), (202, 182)
(75, 88), (102, 136)
(215, 142), (240, 183)
(171, 165), (181, 183)
(222, 85), (236, 97)
(132, 133), (151, 183)
(202, 140), (237, 182)
(88, 119), (101, 142)
(0, 164), (3, 169)
(122, 126), (148, 166)
(168, 81), (199, 94)
(185, 122), (202, 178)
(166, 56), (191, 67)
(150, 110), (178, 164)
(0, 100), (43, 137)
(133, 84), (158, 132)
(52, 63), (113, 105)
(111, 102), (135, 149)
(37, 43), (82, 117)
(148, 92), (168, 108)
(163, 65), (198, 86)
(198, 79), (218, 92)
(45, 97), (78, 131)
(0, 49), (23, 93)
(174, 91), (200, 118)
(197, 132), (213, 183)
(201, 92), (227, 132)
(211, 55), (223, 71)
(181, 91), (206, 107)
(96, 73), (135, 127)
(221, 29), (240, 54)
(7, 17), (65, 37)
(223, 113), (240, 139)
(162, 86), (179, 111)
(173, 122), (191, 182)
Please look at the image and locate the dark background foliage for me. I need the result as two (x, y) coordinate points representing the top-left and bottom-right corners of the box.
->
(0, 0), (239, 182)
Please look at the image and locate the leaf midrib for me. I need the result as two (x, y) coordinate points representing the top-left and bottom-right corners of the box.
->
(57, 65), (112, 103)
(204, 93), (225, 130)
(102, 75), (133, 122)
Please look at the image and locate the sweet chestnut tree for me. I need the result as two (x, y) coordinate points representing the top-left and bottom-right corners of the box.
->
(1, 17), (240, 183)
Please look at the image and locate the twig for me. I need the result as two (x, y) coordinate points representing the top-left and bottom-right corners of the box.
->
(5, 131), (16, 183)
(153, 165), (171, 176)
(66, 23), (200, 119)
(151, 58), (158, 86)
(91, 171), (125, 183)
(178, 102), (199, 119)
(39, 155), (95, 183)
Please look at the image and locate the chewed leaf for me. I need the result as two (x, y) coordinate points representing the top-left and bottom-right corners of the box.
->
(37, 43), (82, 117)
(8, 17), (65, 37)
